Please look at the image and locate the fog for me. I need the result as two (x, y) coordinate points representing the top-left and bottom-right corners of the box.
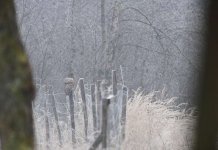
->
(15, 0), (206, 103)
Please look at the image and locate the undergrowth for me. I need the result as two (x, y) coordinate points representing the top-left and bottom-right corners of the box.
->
(33, 88), (196, 150)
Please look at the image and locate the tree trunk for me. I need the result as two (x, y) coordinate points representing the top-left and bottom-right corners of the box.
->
(0, 0), (35, 150)
(194, 1), (218, 150)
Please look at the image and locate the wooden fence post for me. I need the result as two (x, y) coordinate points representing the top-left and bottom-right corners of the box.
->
(64, 78), (75, 143)
(101, 80), (111, 149)
(31, 102), (37, 149)
(110, 70), (118, 146)
(91, 84), (97, 137)
(112, 70), (118, 96)
(68, 91), (76, 143)
(44, 89), (50, 150)
(79, 78), (88, 140)
(102, 98), (111, 149)
(121, 86), (128, 140)
(89, 134), (103, 150)
(89, 80), (111, 150)
(49, 88), (62, 146)
(96, 80), (102, 132)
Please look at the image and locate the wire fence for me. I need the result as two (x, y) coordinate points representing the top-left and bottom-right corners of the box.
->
(33, 70), (128, 150)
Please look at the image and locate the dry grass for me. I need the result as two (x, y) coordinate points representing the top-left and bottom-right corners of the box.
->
(122, 90), (196, 150)
(33, 88), (196, 150)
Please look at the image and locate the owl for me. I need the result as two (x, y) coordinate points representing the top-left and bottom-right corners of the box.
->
(64, 78), (74, 95)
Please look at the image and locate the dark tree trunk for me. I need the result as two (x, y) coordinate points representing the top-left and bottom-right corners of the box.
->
(0, 0), (35, 149)
(194, 1), (218, 150)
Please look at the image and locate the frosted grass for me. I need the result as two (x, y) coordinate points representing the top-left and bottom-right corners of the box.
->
(33, 87), (196, 150)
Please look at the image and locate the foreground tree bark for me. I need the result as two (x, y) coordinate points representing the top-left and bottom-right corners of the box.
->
(0, 0), (35, 150)
(194, 1), (218, 150)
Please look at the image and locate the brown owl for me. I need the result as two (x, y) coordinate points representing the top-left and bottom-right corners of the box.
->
(64, 78), (74, 95)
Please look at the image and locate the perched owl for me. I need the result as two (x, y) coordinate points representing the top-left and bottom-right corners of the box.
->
(64, 78), (74, 95)
(0, 1), (35, 150)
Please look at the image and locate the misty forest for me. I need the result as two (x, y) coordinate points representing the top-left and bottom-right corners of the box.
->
(9, 0), (207, 149)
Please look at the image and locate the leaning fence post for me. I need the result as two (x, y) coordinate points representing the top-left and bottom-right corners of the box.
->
(89, 80), (115, 150)
(49, 88), (62, 146)
(64, 78), (75, 143)
(91, 84), (97, 137)
(89, 134), (103, 150)
(96, 80), (102, 132)
(79, 78), (88, 140)
(121, 86), (128, 140)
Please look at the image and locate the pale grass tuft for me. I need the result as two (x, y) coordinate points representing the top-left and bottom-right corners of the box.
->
(122, 90), (196, 150)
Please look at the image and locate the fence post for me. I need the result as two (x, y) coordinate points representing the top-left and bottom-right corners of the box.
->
(79, 78), (88, 140)
(64, 78), (75, 143)
(112, 70), (118, 96)
(96, 80), (102, 132)
(44, 92), (50, 150)
(101, 80), (111, 149)
(91, 84), (97, 137)
(89, 134), (103, 150)
(110, 70), (118, 146)
(32, 102), (37, 149)
(102, 98), (111, 149)
(121, 86), (128, 140)
(69, 91), (76, 143)
(49, 88), (62, 146)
